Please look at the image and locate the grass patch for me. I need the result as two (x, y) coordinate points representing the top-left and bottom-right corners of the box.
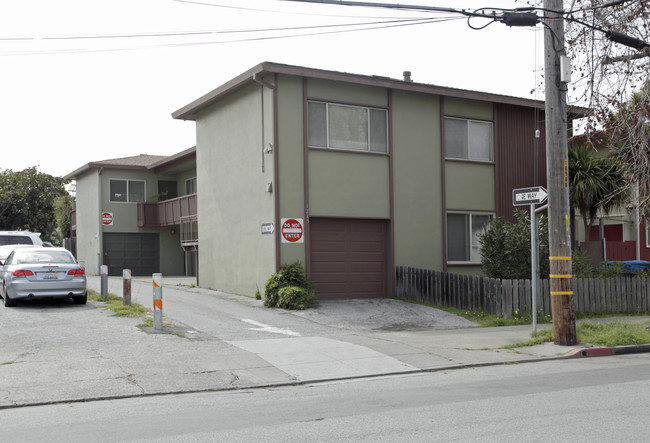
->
(393, 298), (552, 327)
(1, 361), (15, 366)
(578, 321), (650, 347)
(503, 321), (650, 349)
(88, 289), (149, 319)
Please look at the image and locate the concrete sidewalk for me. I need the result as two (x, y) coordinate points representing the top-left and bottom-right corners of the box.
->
(1, 276), (648, 409)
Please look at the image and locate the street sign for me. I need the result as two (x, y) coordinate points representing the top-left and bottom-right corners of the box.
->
(101, 212), (114, 226)
(513, 186), (548, 206)
(261, 223), (275, 235)
(280, 218), (304, 243)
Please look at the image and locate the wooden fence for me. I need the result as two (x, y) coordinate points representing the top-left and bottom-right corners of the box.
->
(395, 266), (650, 317)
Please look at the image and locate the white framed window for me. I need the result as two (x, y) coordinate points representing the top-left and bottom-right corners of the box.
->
(186, 177), (197, 195)
(308, 101), (388, 153)
(109, 179), (145, 203)
(646, 224), (650, 248)
(447, 212), (494, 263)
(444, 117), (493, 162)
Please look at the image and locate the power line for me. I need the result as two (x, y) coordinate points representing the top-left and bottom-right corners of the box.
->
(0, 17), (457, 56)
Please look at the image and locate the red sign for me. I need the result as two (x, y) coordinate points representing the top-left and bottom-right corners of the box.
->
(101, 212), (114, 226)
(281, 218), (303, 243)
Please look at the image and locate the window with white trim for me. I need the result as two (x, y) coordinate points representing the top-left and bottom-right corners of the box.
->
(109, 179), (145, 203)
(308, 101), (388, 153)
(444, 117), (493, 162)
(186, 177), (197, 195)
(447, 212), (494, 263)
(646, 224), (650, 248)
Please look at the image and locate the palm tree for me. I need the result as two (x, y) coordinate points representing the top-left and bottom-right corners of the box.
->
(568, 144), (631, 246)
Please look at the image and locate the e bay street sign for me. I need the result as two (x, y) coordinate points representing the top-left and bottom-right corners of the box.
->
(513, 186), (548, 206)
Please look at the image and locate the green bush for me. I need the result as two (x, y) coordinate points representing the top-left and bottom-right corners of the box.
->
(277, 286), (314, 310)
(597, 261), (625, 278)
(264, 261), (315, 309)
(480, 210), (549, 279)
(572, 249), (594, 278)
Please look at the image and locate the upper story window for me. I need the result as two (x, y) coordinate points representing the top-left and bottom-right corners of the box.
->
(109, 179), (145, 203)
(447, 212), (494, 263)
(308, 101), (388, 154)
(444, 117), (493, 162)
(186, 177), (197, 195)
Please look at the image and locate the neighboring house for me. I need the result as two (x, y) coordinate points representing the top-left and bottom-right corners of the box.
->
(172, 61), (585, 299)
(569, 132), (649, 262)
(64, 147), (197, 277)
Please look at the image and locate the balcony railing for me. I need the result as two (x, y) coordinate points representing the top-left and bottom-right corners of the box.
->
(137, 193), (197, 228)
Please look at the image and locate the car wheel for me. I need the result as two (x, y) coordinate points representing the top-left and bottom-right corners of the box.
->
(73, 293), (87, 305)
(3, 285), (16, 307)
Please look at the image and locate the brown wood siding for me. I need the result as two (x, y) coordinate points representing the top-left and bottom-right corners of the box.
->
(309, 218), (387, 299)
(494, 103), (548, 223)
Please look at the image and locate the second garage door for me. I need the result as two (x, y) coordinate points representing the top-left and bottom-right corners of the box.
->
(309, 218), (387, 299)
(103, 233), (160, 276)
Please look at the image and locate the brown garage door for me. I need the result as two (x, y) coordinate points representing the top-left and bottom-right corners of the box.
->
(309, 218), (387, 299)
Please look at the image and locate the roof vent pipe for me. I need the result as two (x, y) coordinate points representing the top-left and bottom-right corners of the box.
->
(403, 71), (412, 82)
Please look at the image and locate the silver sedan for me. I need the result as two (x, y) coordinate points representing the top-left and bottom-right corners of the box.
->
(1, 247), (87, 307)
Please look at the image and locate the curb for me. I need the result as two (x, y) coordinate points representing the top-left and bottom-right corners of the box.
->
(564, 344), (650, 358)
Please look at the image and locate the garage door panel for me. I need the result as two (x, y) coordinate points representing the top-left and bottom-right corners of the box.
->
(311, 252), (348, 262)
(350, 242), (384, 253)
(103, 233), (160, 277)
(310, 218), (387, 299)
(310, 263), (347, 274)
(311, 241), (346, 253)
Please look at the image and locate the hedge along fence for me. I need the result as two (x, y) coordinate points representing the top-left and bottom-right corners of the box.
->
(395, 266), (650, 318)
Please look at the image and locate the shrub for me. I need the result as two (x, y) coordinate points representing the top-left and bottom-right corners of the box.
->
(480, 210), (549, 279)
(264, 261), (315, 309)
(572, 249), (594, 278)
(277, 286), (314, 310)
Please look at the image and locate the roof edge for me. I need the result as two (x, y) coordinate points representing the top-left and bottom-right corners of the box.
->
(171, 61), (590, 121)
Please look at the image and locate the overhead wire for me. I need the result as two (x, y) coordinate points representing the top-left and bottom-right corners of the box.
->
(0, 16), (460, 56)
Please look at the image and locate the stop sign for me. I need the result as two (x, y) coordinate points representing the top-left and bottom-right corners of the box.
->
(281, 218), (303, 243)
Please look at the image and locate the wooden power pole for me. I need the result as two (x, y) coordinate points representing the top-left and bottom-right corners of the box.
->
(543, 0), (577, 345)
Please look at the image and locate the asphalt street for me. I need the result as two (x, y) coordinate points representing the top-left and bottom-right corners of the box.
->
(1, 275), (649, 409)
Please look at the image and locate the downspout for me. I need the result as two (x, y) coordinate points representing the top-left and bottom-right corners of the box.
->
(302, 78), (311, 276)
(252, 72), (281, 270)
(388, 89), (395, 297)
(98, 167), (104, 275)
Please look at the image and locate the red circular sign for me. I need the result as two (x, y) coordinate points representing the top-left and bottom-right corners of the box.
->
(281, 218), (303, 243)
(102, 212), (113, 226)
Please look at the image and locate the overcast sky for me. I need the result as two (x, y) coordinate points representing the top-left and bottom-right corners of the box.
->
(0, 0), (547, 178)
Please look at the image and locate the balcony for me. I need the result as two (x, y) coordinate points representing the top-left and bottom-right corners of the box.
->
(137, 193), (197, 228)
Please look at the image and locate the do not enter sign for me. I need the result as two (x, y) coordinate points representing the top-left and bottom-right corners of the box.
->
(101, 212), (114, 226)
(281, 218), (304, 243)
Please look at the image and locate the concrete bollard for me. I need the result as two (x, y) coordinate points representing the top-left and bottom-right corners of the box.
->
(153, 273), (163, 330)
(100, 265), (108, 300)
(123, 269), (132, 306)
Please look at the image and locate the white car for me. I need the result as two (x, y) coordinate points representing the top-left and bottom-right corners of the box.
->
(0, 231), (44, 247)
(1, 247), (87, 307)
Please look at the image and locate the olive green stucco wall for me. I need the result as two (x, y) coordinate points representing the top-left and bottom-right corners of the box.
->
(276, 75), (307, 266)
(444, 162), (495, 211)
(74, 171), (101, 275)
(308, 150), (389, 218)
(195, 82), (276, 296)
(392, 90), (443, 270)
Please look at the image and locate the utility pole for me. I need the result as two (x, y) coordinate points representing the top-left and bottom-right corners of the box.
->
(543, 0), (577, 346)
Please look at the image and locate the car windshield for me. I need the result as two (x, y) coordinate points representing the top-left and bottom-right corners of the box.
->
(14, 250), (75, 264)
(0, 235), (33, 246)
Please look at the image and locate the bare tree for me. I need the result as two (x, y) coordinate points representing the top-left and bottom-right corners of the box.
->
(564, 0), (649, 211)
